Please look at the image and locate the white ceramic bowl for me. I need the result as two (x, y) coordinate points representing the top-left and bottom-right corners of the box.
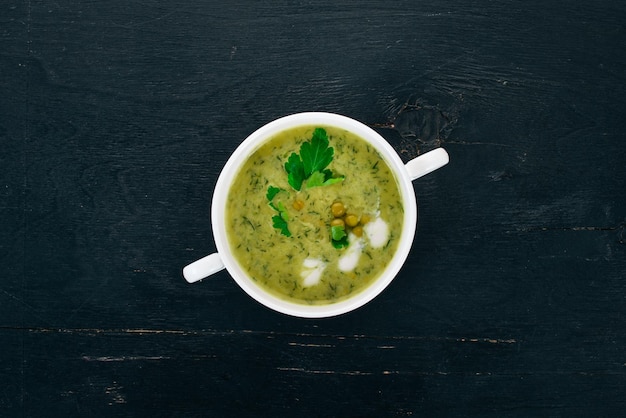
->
(183, 112), (449, 318)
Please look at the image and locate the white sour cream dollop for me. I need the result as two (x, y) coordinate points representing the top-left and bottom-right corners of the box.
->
(300, 258), (326, 287)
(338, 234), (364, 272)
(364, 217), (389, 248)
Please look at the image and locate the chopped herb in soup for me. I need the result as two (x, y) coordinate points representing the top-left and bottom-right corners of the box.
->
(225, 125), (404, 305)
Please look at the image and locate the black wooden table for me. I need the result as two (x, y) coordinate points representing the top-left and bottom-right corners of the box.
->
(2, 1), (625, 416)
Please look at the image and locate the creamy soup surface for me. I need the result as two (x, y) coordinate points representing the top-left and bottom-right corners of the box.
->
(225, 125), (404, 305)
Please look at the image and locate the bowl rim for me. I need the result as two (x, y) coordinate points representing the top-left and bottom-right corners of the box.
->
(211, 112), (418, 318)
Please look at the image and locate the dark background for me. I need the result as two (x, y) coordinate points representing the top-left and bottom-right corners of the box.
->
(2, 1), (625, 416)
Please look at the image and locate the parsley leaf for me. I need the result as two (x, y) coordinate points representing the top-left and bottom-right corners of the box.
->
(305, 171), (327, 189)
(284, 128), (344, 191)
(276, 201), (289, 221)
(300, 128), (334, 177)
(272, 215), (291, 237)
(285, 153), (306, 191)
(332, 238), (349, 249)
(331, 224), (346, 241)
(266, 185), (282, 201)
(267, 185), (291, 236)
(306, 170), (345, 189)
(331, 225), (349, 248)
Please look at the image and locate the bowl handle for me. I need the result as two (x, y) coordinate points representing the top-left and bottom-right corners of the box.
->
(405, 148), (449, 181)
(183, 253), (225, 283)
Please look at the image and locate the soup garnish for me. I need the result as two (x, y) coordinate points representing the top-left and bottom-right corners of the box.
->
(226, 125), (404, 304)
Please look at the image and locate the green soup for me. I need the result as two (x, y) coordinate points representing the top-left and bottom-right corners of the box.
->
(226, 125), (404, 305)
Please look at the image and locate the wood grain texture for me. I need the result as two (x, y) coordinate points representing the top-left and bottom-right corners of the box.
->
(1, 0), (626, 416)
